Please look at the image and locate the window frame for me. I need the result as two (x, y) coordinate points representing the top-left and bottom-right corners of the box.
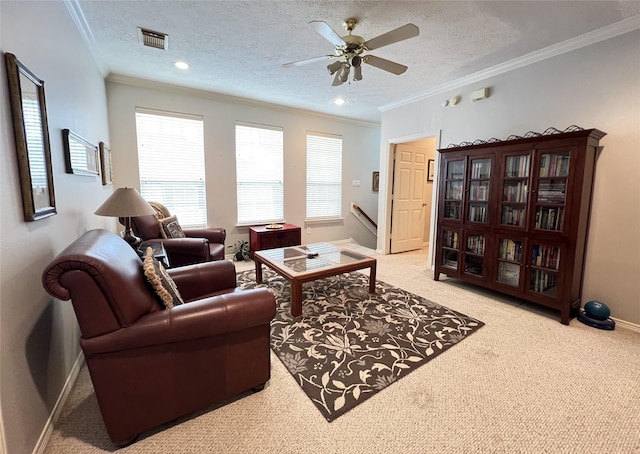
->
(135, 108), (207, 228)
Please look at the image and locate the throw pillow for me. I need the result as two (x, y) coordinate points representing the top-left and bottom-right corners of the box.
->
(158, 215), (186, 239)
(142, 247), (184, 309)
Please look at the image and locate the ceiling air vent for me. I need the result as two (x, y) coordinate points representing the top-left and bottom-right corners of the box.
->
(137, 27), (168, 50)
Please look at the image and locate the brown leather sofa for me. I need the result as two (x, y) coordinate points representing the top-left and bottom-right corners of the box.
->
(126, 213), (226, 267)
(42, 229), (276, 446)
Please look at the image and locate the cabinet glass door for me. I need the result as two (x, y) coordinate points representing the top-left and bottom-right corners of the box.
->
(467, 158), (491, 224)
(496, 237), (524, 287)
(528, 242), (561, 298)
(441, 229), (460, 270)
(500, 154), (530, 227)
(534, 151), (569, 232)
(444, 160), (464, 221)
(463, 233), (485, 278)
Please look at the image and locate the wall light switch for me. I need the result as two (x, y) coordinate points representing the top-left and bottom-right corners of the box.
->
(306, 227), (311, 234)
(472, 88), (489, 102)
(352, 179), (361, 187)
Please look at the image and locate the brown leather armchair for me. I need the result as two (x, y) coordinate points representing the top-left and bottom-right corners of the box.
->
(42, 229), (276, 446)
(125, 208), (226, 266)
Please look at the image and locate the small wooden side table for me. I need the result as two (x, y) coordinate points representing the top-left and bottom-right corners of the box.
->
(138, 241), (170, 268)
(249, 224), (301, 258)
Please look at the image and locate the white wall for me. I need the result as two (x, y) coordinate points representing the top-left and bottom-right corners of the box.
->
(105, 78), (381, 250)
(379, 30), (640, 325)
(0, 2), (113, 453)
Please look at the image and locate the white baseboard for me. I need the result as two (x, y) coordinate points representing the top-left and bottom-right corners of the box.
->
(612, 317), (640, 333)
(33, 353), (85, 454)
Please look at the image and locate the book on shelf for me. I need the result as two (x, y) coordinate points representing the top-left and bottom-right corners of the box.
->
(531, 244), (560, 270)
(444, 202), (461, 219)
(466, 235), (484, 255)
(539, 153), (570, 177)
(443, 231), (459, 249)
(499, 239), (522, 262)
(531, 269), (557, 294)
(535, 207), (564, 230)
(503, 181), (528, 203)
(505, 155), (530, 178)
(471, 160), (490, 179)
(469, 204), (487, 223)
(501, 206), (525, 226)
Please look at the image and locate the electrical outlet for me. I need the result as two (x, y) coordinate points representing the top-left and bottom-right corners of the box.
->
(306, 227), (311, 234)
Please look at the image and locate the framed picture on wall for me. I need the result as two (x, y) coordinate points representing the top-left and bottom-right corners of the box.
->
(99, 141), (113, 185)
(63, 129), (99, 176)
(372, 171), (379, 192)
(427, 159), (435, 182)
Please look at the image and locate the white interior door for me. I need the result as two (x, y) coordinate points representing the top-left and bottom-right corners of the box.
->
(390, 143), (427, 253)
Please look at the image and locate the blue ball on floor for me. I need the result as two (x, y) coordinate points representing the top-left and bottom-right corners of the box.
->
(584, 300), (611, 321)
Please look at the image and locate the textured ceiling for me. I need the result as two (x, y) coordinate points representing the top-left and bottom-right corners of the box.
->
(75, 1), (640, 122)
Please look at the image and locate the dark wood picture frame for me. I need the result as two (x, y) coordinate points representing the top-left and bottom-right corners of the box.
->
(99, 141), (113, 185)
(372, 171), (379, 192)
(4, 52), (57, 221)
(427, 159), (435, 182)
(63, 129), (99, 176)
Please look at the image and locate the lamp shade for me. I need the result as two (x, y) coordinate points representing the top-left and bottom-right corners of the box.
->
(95, 187), (156, 217)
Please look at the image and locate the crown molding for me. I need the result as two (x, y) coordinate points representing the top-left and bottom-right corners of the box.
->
(105, 74), (381, 128)
(379, 15), (640, 112)
(64, 0), (107, 75)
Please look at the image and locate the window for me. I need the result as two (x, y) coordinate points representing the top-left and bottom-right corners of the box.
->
(235, 123), (284, 225)
(135, 109), (206, 227)
(306, 133), (342, 219)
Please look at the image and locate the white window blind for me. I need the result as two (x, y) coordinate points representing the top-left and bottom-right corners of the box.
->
(135, 109), (206, 227)
(306, 133), (342, 219)
(235, 123), (284, 225)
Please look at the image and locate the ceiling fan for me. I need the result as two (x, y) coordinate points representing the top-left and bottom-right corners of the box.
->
(283, 18), (419, 86)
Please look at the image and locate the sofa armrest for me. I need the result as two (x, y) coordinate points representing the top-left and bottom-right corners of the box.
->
(167, 259), (236, 301)
(80, 288), (276, 356)
(184, 227), (226, 244)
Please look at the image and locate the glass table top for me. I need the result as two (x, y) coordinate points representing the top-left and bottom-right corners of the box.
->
(256, 243), (372, 273)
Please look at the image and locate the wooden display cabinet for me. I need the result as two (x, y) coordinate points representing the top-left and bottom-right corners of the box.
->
(249, 224), (301, 258)
(434, 128), (606, 324)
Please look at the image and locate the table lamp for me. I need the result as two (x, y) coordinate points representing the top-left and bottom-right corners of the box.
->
(95, 187), (156, 246)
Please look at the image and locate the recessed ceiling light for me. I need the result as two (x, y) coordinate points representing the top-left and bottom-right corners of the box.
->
(174, 61), (189, 70)
(334, 98), (346, 106)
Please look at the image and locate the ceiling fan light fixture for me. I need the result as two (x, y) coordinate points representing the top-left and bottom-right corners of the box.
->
(353, 65), (362, 81)
(338, 63), (350, 83)
(351, 55), (362, 67)
(327, 60), (343, 75)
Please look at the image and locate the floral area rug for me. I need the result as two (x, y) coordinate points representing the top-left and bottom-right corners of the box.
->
(237, 269), (484, 422)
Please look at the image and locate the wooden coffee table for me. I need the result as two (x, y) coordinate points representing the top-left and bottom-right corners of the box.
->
(254, 243), (377, 317)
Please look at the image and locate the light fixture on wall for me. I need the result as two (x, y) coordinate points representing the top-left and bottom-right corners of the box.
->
(95, 187), (156, 246)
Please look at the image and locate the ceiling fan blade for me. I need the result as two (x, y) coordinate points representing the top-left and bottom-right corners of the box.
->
(364, 23), (419, 51)
(283, 55), (335, 68)
(309, 20), (345, 47)
(364, 55), (408, 75)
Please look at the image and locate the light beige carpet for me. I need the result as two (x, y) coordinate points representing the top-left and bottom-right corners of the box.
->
(44, 246), (640, 454)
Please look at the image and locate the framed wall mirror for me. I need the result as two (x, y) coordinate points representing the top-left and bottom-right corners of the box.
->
(63, 129), (99, 176)
(5, 52), (56, 221)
